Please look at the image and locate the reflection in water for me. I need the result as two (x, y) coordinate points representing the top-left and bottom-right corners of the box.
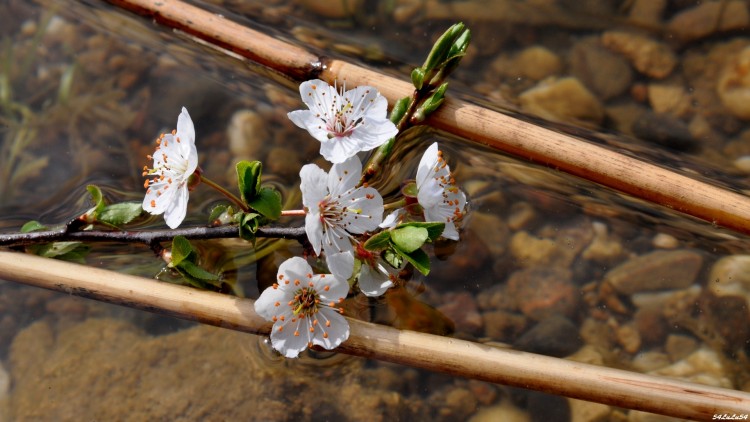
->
(1, 0), (750, 420)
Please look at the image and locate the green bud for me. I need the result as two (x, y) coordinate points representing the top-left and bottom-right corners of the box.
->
(389, 96), (410, 124)
(411, 67), (425, 90)
(422, 22), (466, 73)
(421, 83), (448, 117)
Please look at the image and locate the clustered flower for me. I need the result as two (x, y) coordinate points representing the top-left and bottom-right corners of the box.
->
(146, 80), (467, 358)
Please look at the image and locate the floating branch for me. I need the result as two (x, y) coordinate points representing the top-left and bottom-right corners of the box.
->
(0, 250), (747, 420)
(106, 0), (750, 236)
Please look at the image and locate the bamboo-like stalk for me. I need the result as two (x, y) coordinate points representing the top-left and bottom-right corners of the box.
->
(105, 0), (750, 237)
(0, 250), (747, 419)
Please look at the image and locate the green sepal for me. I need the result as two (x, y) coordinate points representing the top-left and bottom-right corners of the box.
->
(247, 187), (282, 220)
(390, 225), (428, 253)
(395, 245), (430, 275)
(411, 67), (425, 90)
(21, 220), (47, 233)
(236, 160), (262, 204)
(363, 231), (392, 251)
(397, 222), (445, 242)
(98, 203), (143, 227)
(389, 96), (410, 124)
(401, 181), (418, 198)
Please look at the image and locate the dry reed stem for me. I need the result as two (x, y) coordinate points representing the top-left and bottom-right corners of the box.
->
(1, 251), (748, 419)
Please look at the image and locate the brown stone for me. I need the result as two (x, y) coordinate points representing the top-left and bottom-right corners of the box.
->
(604, 250), (703, 295)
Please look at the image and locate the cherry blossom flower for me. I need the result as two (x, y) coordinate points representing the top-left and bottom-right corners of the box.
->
(354, 242), (397, 297)
(300, 157), (384, 279)
(254, 257), (350, 358)
(288, 79), (398, 164)
(416, 142), (466, 240)
(142, 107), (198, 229)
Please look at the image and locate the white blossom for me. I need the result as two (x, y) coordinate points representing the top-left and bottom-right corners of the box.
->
(288, 79), (398, 164)
(354, 242), (397, 297)
(415, 142), (466, 240)
(142, 107), (198, 229)
(300, 157), (384, 279)
(254, 257), (350, 358)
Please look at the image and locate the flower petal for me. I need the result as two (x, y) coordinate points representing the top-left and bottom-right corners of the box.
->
(327, 157), (361, 196)
(254, 284), (291, 321)
(163, 185), (188, 228)
(312, 307), (350, 350)
(358, 262), (395, 297)
(287, 110), (330, 143)
(270, 317), (310, 358)
(305, 212), (324, 256)
(319, 137), (365, 164)
(176, 107), (195, 145)
(325, 250), (354, 280)
(416, 142), (440, 188)
(312, 273), (349, 303)
(299, 164), (328, 208)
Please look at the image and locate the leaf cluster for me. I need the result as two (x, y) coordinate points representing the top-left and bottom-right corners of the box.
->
(363, 222), (444, 275)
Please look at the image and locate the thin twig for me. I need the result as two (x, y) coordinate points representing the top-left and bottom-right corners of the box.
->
(0, 250), (747, 420)
(0, 225), (307, 247)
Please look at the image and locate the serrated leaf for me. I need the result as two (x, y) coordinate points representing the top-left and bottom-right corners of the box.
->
(363, 231), (392, 251)
(395, 246), (431, 275)
(391, 225), (428, 253)
(248, 187), (281, 220)
(236, 160), (262, 205)
(397, 222), (445, 242)
(98, 203), (143, 227)
(21, 220), (47, 233)
(170, 235), (194, 267)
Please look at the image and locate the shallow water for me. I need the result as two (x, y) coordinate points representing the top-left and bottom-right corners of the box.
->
(1, 0), (749, 420)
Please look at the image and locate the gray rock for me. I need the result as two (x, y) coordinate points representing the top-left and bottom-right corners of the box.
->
(569, 37), (633, 100)
(513, 315), (583, 357)
(604, 250), (703, 295)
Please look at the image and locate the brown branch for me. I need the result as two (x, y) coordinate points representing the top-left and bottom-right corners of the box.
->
(105, 0), (750, 236)
(0, 250), (748, 420)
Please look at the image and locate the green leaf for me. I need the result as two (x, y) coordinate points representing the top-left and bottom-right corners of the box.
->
(236, 160), (262, 204)
(81, 184), (106, 223)
(397, 247), (431, 276)
(419, 82), (448, 117)
(38, 241), (88, 259)
(98, 203), (143, 227)
(363, 231), (392, 251)
(248, 187), (282, 220)
(238, 212), (261, 242)
(397, 222), (445, 242)
(170, 235), (194, 267)
(390, 225), (428, 253)
(177, 261), (219, 281)
(21, 220), (47, 233)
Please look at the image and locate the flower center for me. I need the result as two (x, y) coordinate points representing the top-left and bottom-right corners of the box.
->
(291, 287), (320, 317)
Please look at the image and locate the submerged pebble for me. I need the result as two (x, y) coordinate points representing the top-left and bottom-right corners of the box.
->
(518, 77), (605, 128)
(604, 250), (703, 295)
